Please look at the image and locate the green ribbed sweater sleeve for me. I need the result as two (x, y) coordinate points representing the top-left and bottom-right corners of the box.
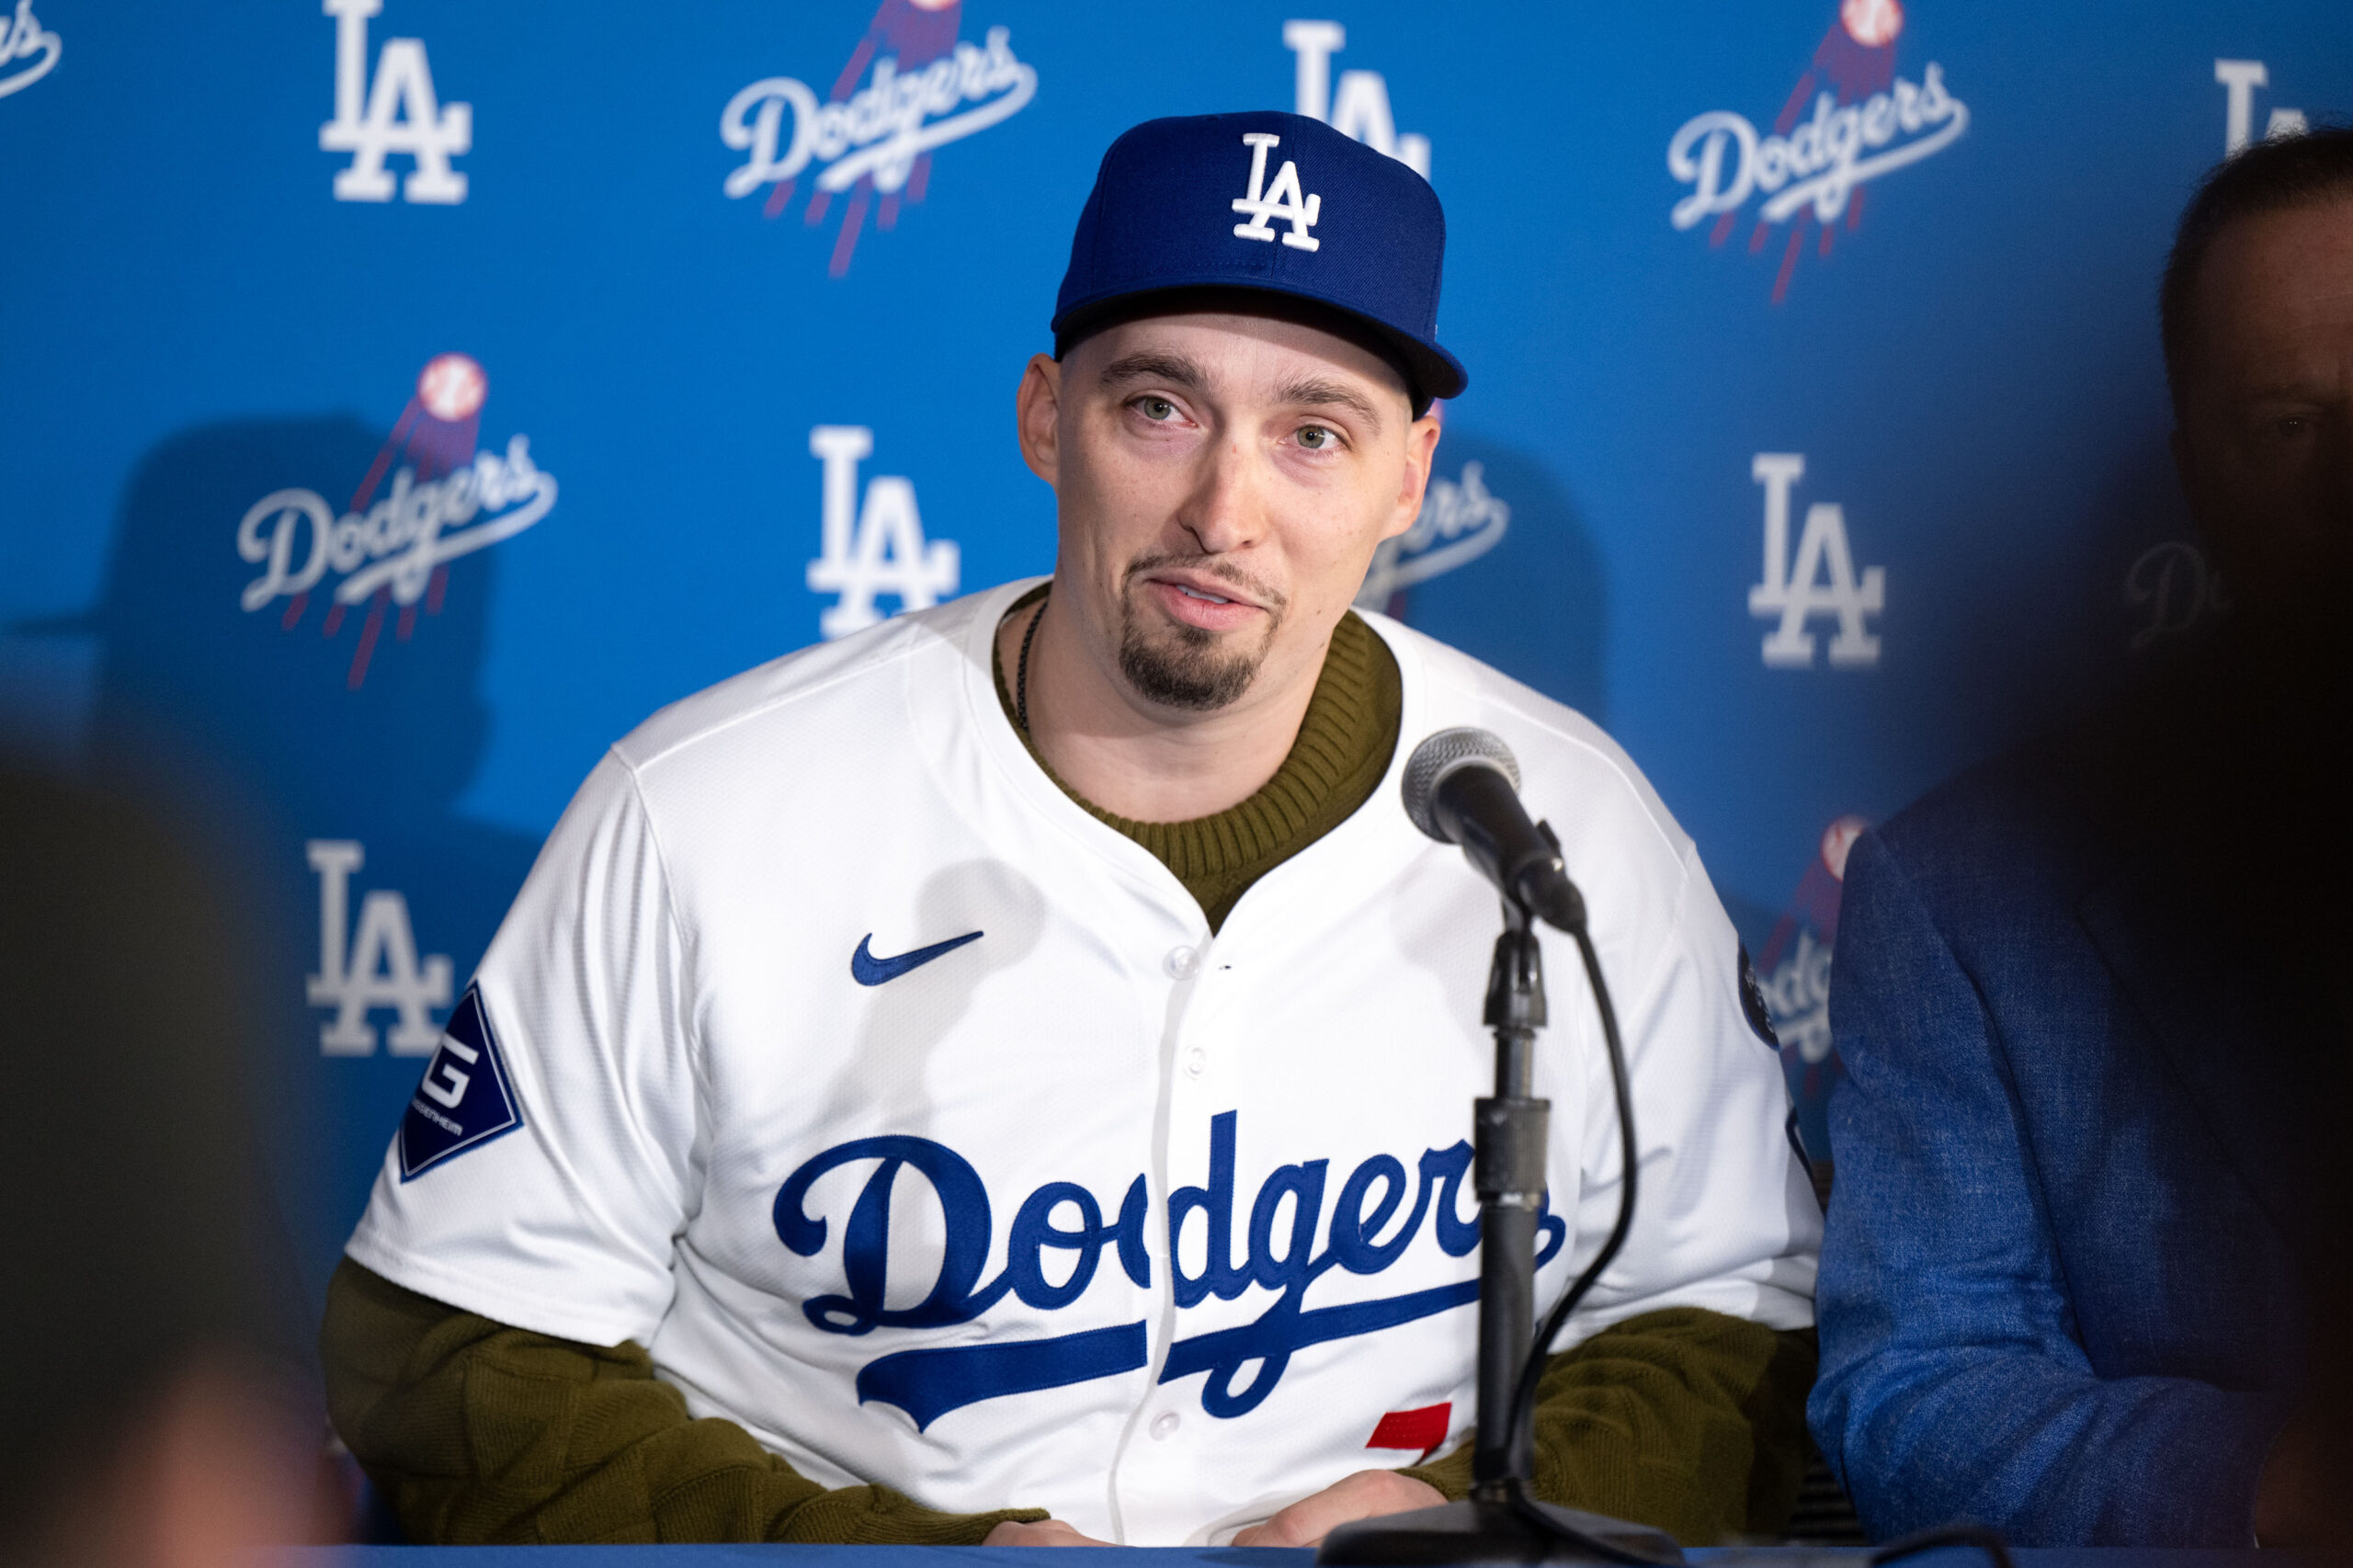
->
(320, 1258), (1045, 1545)
(1398, 1309), (1818, 1545)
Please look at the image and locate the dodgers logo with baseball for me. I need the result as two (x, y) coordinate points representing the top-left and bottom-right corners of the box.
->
(1666, 0), (1969, 301)
(233, 353), (558, 688)
(721, 0), (1037, 278)
(1755, 814), (1869, 1165)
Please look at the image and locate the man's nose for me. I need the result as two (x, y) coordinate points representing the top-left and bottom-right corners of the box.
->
(1174, 434), (1265, 556)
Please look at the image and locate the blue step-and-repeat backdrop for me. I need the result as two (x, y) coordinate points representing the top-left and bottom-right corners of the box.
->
(3, 0), (2345, 1315)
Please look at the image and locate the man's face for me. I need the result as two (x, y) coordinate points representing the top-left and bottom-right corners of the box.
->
(2175, 196), (2353, 658)
(1017, 311), (1439, 715)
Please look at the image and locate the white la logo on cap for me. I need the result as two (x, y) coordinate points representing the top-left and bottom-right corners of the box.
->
(1231, 133), (1321, 251)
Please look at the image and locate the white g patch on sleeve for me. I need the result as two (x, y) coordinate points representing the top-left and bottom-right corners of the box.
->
(396, 983), (521, 1177)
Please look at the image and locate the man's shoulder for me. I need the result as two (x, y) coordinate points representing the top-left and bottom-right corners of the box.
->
(607, 588), (1003, 781)
(1365, 610), (1695, 870)
(1871, 648), (2241, 888)
(1858, 729), (2123, 943)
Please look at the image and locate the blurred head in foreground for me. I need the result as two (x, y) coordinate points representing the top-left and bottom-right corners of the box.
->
(0, 761), (311, 1568)
(2164, 122), (2353, 699)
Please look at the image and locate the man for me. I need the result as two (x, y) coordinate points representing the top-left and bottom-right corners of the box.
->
(1812, 128), (2353, 1546)
(323, 112), (1819, 1548)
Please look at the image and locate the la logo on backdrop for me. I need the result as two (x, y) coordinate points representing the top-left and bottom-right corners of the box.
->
(233, 353), (558, 690)
(0, 0), (60, 100)
(2213, 59), (2305, 155)
(720, 0), (1037, 278)
(319, 0), (471, 203)
(1666, 0), (1969, 302)
(807, 425), (960, 639)
(1747, 453), (1885, 669)
(306, 838), (451, 1058)
(1281, 19), (1429, 179)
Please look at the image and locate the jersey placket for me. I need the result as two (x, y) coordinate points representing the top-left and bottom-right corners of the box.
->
(1109, 913), (1226, 1543)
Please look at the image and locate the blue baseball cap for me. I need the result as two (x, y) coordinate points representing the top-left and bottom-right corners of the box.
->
(1052, 111), (1467, 410)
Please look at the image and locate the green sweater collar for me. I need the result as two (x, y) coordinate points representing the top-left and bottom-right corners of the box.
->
(992, 585), (1402, 933)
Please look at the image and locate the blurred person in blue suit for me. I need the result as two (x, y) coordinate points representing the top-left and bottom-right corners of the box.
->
(1810, 130), (2353, 1546)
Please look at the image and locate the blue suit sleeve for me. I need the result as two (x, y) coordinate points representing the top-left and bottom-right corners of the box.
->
(1806, 831), (2289, 1546)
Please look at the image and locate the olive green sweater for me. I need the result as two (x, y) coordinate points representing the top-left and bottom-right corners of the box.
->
(993, 589), (1403, 933)
(321, 599), (1815, 1546)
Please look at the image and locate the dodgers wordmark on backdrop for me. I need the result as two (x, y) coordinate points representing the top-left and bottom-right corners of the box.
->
(0, 0), (58, 99)
(0, 0), (2345, 1294)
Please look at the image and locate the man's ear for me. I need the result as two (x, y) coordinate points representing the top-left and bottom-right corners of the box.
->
(1017, 354), (1063, 486)
(1380, 410), (1444, 543)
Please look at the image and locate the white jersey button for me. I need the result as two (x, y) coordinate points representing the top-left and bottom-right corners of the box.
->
(1150, 1410), (1181, 1440)
(1183, 1046), (1208, 1078)
(1164, 945), (1200, 980)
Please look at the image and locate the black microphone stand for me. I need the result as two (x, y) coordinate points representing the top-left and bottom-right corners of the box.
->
(1319, 887), (1682, 1566)
(1330, 751), (2020, 1568)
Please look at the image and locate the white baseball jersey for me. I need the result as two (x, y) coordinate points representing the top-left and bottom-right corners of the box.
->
(348, 577), (1819, 1546)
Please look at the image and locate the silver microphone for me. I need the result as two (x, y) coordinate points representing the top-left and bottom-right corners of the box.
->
(1401, 727), (1586, 931)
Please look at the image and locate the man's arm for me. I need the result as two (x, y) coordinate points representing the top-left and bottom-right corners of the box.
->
(1249, 835), (1822, 1550)
(1808, 831), (2294, 1545)
(323, 1258), (1048, 1545)
(1236, 1308), (1813, 1548)
(1403, 1308), (1816, 1541)
(1399, 842), (1821, 1544)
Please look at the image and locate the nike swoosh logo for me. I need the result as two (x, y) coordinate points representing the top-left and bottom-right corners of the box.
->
(851, 930), (984, 986)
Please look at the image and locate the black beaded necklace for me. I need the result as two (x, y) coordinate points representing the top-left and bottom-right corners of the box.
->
(1014, 588), (1048, 733)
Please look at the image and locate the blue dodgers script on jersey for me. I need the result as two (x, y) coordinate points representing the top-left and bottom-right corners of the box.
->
(397, 984), (523, 1180)
(772, 1110), (1566, 1429)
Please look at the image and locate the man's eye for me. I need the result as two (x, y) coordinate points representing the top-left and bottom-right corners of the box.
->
(1298, 425), (1336, 450)
(1136, 396), (1177, 422)
(2273, 415), (2313, 437)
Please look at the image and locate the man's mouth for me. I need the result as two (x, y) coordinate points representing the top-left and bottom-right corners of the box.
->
(1142, 573), (1263, 633)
